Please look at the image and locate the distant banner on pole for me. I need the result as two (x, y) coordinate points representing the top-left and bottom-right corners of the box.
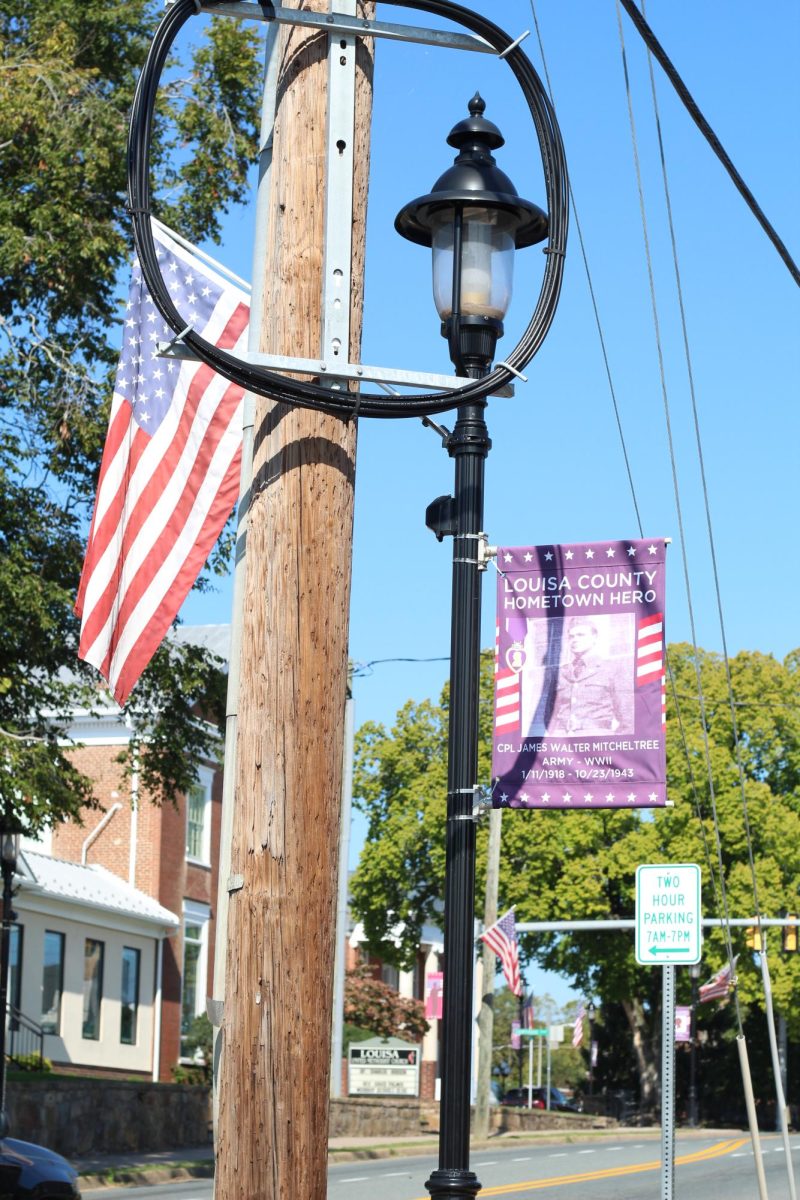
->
(674, 1006), (692, 1043)
(493, 538), (668, 810)
(425, 972), (443, 1021)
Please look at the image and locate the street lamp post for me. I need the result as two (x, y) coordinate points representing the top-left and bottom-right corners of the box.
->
(688, 962), (700, 1128)
(396, 94), (548, 1200)
(0, 832), (19, 1137)
(587, 1002), (596, 1098)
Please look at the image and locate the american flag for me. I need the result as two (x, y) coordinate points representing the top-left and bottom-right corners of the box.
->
(76, 224), (249, 703)
(572, 1004), (585, 1048)
(480, 909), (522, 997)
(699, 957), (737, 1004)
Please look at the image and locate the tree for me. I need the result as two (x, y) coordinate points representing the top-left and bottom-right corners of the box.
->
(351, 642), (800, 1111)
(343, 965), (428, 1041)
(0, 0), (262, 829)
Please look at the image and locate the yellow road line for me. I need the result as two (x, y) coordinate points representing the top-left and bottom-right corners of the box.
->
(412, 1137), (750, 1199)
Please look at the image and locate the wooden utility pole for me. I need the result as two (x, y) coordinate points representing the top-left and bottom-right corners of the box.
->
(215, 4), (373, 1196)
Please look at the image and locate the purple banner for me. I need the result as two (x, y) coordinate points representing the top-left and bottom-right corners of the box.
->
(674, 1006), (692, 1043)
(492, 538), (668, 810)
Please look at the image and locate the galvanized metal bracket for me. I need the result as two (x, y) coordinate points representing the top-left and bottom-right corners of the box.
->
(199, 3), (496, 56)
(449, 786), (494, 822)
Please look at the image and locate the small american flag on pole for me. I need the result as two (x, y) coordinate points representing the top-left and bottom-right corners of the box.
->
(699, 957), (737, 1004)
(480, 909), (522, 997)
(76, 223), (249, 703)
(572, 1004), (585, 1048)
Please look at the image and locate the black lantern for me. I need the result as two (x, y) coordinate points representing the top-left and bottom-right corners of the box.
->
(395, 93), (548, 376)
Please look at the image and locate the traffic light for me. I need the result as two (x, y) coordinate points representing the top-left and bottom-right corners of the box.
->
(783, 914), (798, 953)
(745, 926), (762, 952)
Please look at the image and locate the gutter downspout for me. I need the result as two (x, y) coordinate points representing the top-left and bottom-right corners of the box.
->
(80, 803), (122, 865)
(153, 932), (165, 1083)
(127, 717), (139, 887)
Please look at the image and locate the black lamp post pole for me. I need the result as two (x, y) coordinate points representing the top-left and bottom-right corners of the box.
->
(426, 396), (489, 1200)
(0, 839), (16, 1136)
(396, 97), (550, 1200)
(688, 966), (699, 1128)
(426, 219), (490, 1199)
(588, 1004), (595, 1098)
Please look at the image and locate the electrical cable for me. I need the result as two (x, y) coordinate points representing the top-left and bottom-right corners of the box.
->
(615, 1), (743, 1031)
(527, 0), (643, 538)
(619, 0), (800, 288)
(528, 1), (725, 924)
(127, 0), (569, 420)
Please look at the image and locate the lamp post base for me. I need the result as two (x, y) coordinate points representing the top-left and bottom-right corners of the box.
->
(425, 1168), (482, 1199)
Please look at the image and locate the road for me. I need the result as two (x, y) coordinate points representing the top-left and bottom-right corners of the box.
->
(81, 1133), (800, 1200)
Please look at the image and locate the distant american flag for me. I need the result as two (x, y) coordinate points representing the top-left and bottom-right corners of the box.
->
(699, 957), (737, 1004)
(480, 909), (522, 997)
(76, 223), (248, 703)
(572, 1004), (585, 1048)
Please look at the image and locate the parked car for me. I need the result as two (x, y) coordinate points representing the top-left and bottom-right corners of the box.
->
(501, 1086), (581, 1113)
(0, 1137), (81, 1197)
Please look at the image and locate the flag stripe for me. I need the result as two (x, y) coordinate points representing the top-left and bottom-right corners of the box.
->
(98, 397), (243, 681)
(111, 442), (242, 701)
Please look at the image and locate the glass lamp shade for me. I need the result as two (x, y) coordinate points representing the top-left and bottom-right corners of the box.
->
(431, 207), (516, 322)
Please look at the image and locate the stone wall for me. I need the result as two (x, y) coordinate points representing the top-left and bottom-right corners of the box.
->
(7, 1078), (211, 1157)
(329, 1097), (439, 1138)
(7, 1079), (612, 1157)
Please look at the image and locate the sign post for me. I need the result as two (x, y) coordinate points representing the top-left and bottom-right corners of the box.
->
(519, 1028), (548, 1107)
(636, 865), (701, 1200)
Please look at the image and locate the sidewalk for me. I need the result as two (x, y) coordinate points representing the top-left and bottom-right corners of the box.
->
(74, 1126), (677, 1189)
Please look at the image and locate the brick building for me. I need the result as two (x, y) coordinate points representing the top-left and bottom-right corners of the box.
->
(18, 623), (446, 1097)
(17, 627), (225, 1081)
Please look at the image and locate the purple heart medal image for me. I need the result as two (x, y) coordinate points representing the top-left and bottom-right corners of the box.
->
(492, 538), (668, 810)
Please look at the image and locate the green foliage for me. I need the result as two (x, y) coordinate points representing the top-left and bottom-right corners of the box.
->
(7, 1054), (52, 1074)
(173, 1012), (213, 1084)
(350, 651), (494, 968)
(343, 1023), (376, 1054)
(343, 965), (429, 1041)
(0, 0), (261, 827)
(351, 642), (800, 1104)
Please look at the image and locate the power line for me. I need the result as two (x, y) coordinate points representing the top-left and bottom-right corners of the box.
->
(619, 0), (800, 287)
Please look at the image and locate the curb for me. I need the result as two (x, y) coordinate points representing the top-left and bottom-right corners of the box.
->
(80, 1162), (214, 1190)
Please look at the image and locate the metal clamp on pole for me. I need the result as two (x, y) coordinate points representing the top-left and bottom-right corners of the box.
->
(449, 787), (493, 822)
(477, 532), (497, 571)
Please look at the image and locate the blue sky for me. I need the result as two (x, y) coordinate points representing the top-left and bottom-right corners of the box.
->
(180, 0), (799, 1005)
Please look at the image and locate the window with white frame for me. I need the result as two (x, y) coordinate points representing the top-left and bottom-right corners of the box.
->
(185, 767), (212, 864)
(181, 900), (210, 1056)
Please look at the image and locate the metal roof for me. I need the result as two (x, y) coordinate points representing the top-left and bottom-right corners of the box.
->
(19, 851), (179, 931)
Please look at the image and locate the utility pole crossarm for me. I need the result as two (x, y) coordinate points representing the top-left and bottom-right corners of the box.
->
(200, 3), (497, 54)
